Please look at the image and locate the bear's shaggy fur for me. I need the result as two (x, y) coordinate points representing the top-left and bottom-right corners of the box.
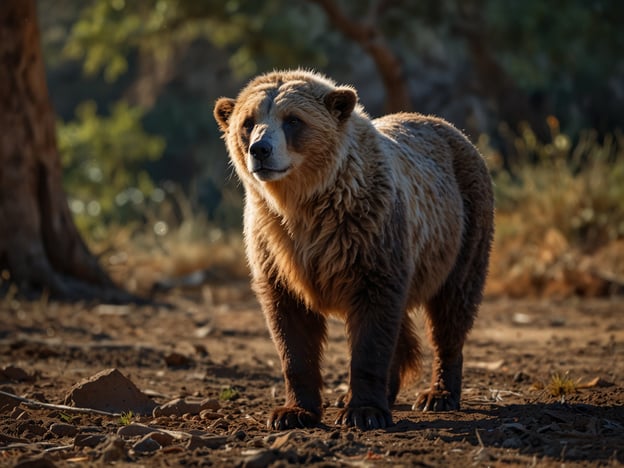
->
(214, 69), (494, 430)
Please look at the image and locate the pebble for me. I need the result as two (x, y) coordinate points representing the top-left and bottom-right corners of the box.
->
(201, 398), (221, 411)
(0, 388), (19, 413)
(100, 436), (128, 463)
(49, 422), (78, 438)
(132, 435), (162, 453)
(164, 352), (193, 368)
(153, 398), (200, 417)
(149, 431), (175, 447)
(13, 454), (57, 468)
(117, 423), (158, 437)
(200, 410), (222, 420)
(242, 449), (276, 468)
(0, 365), (35, 383)
(74, 433), (108, 448)
(186, 435), (228, 450)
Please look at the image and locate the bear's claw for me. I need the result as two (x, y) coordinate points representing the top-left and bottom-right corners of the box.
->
(268, 406), (320, 430)
(335, 406), (393, 430)
(413, 389), (460, 412)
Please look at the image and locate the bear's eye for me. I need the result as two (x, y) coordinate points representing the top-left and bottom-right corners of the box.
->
(284, 115), (302, 127)
(242, 117), (255, 132)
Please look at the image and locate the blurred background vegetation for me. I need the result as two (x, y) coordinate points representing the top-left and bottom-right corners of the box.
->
(39, 0), (624, 296)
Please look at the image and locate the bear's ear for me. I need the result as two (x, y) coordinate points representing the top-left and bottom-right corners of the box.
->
(324, 87), (357, 122)
(214, 97), (236, 132)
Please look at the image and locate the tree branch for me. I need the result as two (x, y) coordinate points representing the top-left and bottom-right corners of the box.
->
(309, 0), (412, 112)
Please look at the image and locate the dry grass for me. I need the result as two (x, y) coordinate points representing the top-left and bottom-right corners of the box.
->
(546, 372), (578, 398)
(481, 122), (624, 297)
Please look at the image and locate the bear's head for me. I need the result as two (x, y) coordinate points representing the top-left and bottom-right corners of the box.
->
(214, 70), (358, 204)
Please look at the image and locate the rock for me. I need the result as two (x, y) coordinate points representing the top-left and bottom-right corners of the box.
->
(17, 421), (47, 437)
(117, 423), (175, 446)
(132, 435), (162, 453)
(153, 398), (201, 417)
(14, 455), (57, 468)
(100, 436), (128, 463)
(117, 423), (159, 437)
(0, 365), (35, 383)
(0, 432), (27, 444)
(242, 449), (277, 468)
(186, 435), (228, 450)
(199, 410), (221, 420)
(149, 431), (175, 447)
(49, 422), (78, 438)
(65, 368), (156, 415)
(164, 351), (193, 368)
(0, 390), (19, 414)
(74, 433), (108, 448)
(200, 398), (220, 411)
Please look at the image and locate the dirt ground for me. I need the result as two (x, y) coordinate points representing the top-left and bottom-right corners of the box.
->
(0, 281), (622, 467)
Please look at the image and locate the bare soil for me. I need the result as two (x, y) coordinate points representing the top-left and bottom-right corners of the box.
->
(1, 282), (622, 467)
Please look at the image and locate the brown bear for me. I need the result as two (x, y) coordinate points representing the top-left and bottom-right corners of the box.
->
(214, 69), (494, 430)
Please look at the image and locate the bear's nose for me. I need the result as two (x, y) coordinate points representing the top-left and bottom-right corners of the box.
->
(249, 140), (272, 161)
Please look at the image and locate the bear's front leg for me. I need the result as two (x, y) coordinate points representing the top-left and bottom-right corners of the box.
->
(335, 282), (405, 430)
(258, 280), (327, 430)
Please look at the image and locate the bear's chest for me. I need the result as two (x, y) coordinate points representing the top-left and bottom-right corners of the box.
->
(272, 219), (377, 315)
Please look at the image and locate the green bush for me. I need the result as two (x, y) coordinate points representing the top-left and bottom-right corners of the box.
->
(58, 100), (165, 237)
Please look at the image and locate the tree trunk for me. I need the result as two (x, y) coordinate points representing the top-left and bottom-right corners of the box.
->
(310, 0), (413, 113)
(0, 0), (135, 301)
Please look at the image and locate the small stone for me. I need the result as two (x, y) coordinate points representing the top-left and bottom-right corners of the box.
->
(13, 454), (57, 468)
(200, 398), (220, 411)
(132, 435), (162, 453)
(0, 390), (19, 413)
(100, 436), (128, 463)
(117, 423), (158, 437)
(186, 435), (228, 450)
(152, 398), (201, 417)
(74, 433), (108, 448)
(0, 365), (35, 383)
(149, 431), (175, 447)
(243, 449), (276, 468)
(199, 410), (221, 420)
(49, 422), (78, 438)
(164, 352), (193, 368)
(18, 422), (47, 437)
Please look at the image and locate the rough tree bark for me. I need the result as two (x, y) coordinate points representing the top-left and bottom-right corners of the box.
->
(0, 0), (135, 301)
(310, 0), (413, 113)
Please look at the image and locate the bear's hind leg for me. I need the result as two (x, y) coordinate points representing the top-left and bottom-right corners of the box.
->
(415, 286), (474, 411)
(415, 231), (490, 411)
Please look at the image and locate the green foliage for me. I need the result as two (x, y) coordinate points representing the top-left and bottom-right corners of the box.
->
(59, 412), (77, 423)
(218, 386), (239, 401)
(63, 0), (326, 81)
(57, 100), (165, 236)
(119, 410), (134, 425)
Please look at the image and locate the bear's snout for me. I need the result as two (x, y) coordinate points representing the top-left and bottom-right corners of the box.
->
(249, 140), (272, 162)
